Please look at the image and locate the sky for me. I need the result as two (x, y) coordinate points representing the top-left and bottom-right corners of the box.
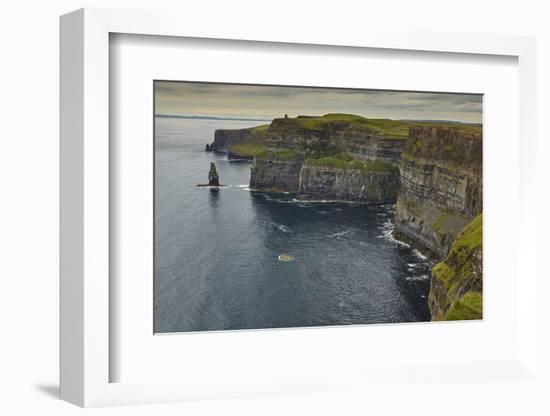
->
(154, 81), (483, 123)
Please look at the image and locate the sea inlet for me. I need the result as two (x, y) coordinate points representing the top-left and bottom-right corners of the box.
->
(154, 117), (432, 333)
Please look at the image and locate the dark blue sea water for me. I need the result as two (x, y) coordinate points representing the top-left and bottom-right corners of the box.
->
(154, 117), (432, 333)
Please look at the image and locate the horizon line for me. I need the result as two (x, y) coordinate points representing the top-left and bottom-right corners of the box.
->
(155, 113), (481, 125)
(155, 114), (273, 122)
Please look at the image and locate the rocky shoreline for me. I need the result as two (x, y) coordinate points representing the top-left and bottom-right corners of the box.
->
(206, 113), (483, 321)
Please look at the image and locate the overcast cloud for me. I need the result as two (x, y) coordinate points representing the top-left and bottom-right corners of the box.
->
(155, 81), (482, 123)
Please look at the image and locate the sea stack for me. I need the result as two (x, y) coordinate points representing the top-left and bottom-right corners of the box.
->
(208, 162), (220, 186)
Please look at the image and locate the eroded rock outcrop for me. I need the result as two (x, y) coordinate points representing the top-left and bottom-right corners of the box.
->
(394, 126), (482, 258)
(208, 162), (220, 186)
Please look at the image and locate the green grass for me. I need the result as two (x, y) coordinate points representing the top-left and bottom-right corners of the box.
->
(270, 113), (482, 140)
(251, 124), (270, 132)
(444, 292), (483, 321)
(431, 214), (483, 321)
(254, 148), (301, 161)
(303, 154), (398, 173)
(456, 214), (482, 250)
(272, 149), (299, 160)
(230, 142), (268, 158)
(432, 261), (455, 289)
(432, 214), (482, 290)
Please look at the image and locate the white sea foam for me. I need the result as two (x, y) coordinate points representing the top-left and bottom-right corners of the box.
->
(386, 234), (411, 248)
(293, 198), (359, 205)
(328, 230), (351, 238)
(376, 219), (411, 248)
(195, 185), (223, 190)
(413, 249), (428, 260)
(262, 195), (299, 204)
(405, 274), (430, 282)
(270, 223), (291, 233)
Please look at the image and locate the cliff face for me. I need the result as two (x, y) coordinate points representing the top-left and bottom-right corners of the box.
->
(238, 114), (407, 201)
(297, 164), (399, 203)
(266, 116), (407, 164)
(429, 214), (482, 321)
(249, 157), (303, 193)
(343, 137), (406, 164)
(394, 126), (482, 258)
(210, 128), (255, 153)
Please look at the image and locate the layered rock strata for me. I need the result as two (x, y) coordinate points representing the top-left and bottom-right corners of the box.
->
(225, 114), (408, 203)
(297, 165), (399, 203)
(249, 157), (303, 193)
(394, 126), (482, 258)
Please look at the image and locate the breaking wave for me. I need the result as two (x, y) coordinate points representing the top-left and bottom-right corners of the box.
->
(413, 249), (428, 260)
(406, 274), (430, 282)
(377, 218), (411, 248)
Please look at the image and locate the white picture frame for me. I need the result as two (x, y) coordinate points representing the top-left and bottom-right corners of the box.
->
(60, 7), (538, 408)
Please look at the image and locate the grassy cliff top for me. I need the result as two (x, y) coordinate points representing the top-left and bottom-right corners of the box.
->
(431, 214), (483, 321)
(432, 214), (482, 290)
(269, 113), (481, 139)
(225, 114), (482, 161)
(304, 154), (398, 173)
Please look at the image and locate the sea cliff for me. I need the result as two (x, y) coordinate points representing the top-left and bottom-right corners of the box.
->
(209, 127), (258, 153)
(250, 157), (303, 193)
(209, 114), (408, 203)
(429, 214), (483, 320)
(394, 126), (482, 258)
(208, 125), (270, 157)
(297, 160), (399, 203)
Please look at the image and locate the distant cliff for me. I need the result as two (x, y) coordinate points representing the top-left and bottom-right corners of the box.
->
(212, 114), (408, 203)
(264, 115), (408, 165)
(209, 125), (269, 154)
(394, 126), (482, 258)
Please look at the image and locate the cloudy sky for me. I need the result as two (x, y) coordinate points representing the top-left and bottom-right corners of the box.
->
(155, 81), (482, 123)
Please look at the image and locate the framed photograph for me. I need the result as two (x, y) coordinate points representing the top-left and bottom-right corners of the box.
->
(152, 80), (482, 334)
(60, 8), (538, 408)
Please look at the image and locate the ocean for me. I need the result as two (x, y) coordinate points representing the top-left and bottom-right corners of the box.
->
(154, 117), (432, 333)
